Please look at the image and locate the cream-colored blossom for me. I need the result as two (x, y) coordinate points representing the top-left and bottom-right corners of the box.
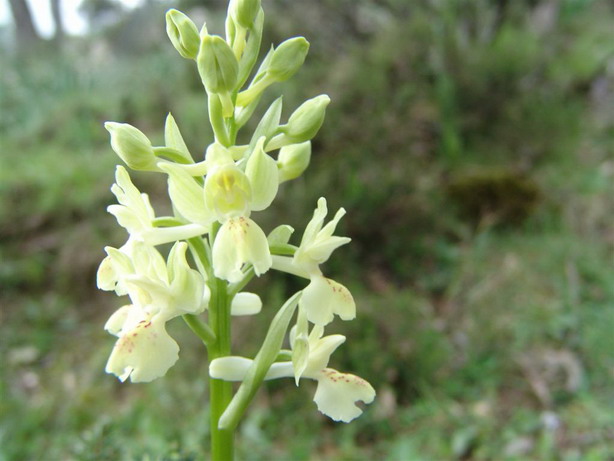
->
(293, 197), (351, 274)
(271, 198), (354, 325)
(300, 275), (355, 325)
(103, 242), (207, 382)
(212, 217), (272, 283)
(105, 304), (179, 382)
(108, 166), (207, 245)
(209, 325), (375, 422)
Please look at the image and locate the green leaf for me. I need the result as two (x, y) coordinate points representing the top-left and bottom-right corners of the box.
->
(218, 291), (302, 430)
(249, 96), (283, 149)
(164, 113), (193, 162)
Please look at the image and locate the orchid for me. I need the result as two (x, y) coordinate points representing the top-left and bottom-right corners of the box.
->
(97, 1), (375, 458)
(204, 141), (274, 282)
(210, 325), (375, 422)
(108, 166), (207, 246)
(271, 197), (356, 325)
(101, 241), (206, 382)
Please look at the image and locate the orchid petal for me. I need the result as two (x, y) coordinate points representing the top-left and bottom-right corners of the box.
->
(313, 368), (376, 423)
(300, 275), (356, 325)
(105, 313), (180, 383)
(212, 217), (272, 282)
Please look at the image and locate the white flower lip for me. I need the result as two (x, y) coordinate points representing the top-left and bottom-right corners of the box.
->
(105, 306), (179, 383)
(212, 217), (272, 283)
(313, 368), (376, 423)
(299, 275), (356, 326)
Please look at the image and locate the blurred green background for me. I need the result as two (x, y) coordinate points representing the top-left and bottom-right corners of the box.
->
(1, 0), (613, 459)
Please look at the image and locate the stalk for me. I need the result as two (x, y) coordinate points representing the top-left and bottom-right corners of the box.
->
(208, 276), (234, 460)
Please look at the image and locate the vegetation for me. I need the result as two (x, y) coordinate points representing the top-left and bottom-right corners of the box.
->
(1, 0), (613, 459)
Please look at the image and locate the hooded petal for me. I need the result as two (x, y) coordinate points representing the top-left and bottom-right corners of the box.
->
(204, 164), (252, 220)
(105, 315), (180, 383)
(97, 248), (132, 294)
(304, 328), (346, 376)
(104, 304), (134, 336)
(300, 197), (328, 248)
(112, 166), (156, 221)
(107, 167), (156, 235)
(313, 368), (376, 423)
(302, 235), (351, 266)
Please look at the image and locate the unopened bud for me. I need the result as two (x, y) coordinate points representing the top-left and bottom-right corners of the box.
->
(166, 9), (201, 60)
(197, 35), (239, 94)
(231, 0), (261, 29)
(267, 37), (309, 82)
(284, 95), (330, 142)
(278, 141), (311, 182)
(104, 122), (158, 171)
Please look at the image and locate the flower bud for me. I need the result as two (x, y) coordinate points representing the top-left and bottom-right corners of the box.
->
(104, 122), (158, 171)
(197, 35), (239, 95)
(284, 95), (330, 142)
(166, 9), (201, 60)
(278, 141), (311, 182)
(231, 0), (261, 29)
(267, 37), (309, 82)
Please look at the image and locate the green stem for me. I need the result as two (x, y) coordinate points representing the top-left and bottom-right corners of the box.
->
(209, 95), (231, 147)
(208, 277), (234, 460)
(189, 228), (234, 459)
(183, 314), (216, 347)
(188, 236), (214, 280)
